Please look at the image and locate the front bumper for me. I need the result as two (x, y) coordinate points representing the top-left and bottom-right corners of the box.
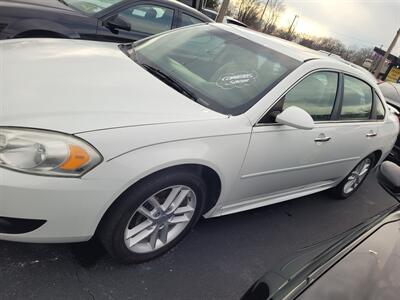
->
(0, 167), (120, 243)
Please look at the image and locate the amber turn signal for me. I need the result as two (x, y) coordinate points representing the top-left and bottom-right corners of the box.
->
(60, 145), (90, 170)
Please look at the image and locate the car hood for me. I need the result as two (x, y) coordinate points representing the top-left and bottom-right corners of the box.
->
(0, 39), (225, 133)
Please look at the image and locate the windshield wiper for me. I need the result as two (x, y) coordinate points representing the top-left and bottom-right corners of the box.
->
(141, 64), (199, 102)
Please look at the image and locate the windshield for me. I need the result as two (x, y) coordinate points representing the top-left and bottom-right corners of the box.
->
(62, 0), (122, 14)
(134, 25), (301, 115)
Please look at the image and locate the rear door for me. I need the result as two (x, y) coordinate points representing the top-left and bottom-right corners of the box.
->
(315, 73), (382, 182)
(301, 73), (380, 182)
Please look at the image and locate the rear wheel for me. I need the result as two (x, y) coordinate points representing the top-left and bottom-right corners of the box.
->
(330, 154), (375, 199)
(98, 171), (206, 264)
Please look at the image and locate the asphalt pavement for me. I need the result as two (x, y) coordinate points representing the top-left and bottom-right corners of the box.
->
(0, 170), (397, 300)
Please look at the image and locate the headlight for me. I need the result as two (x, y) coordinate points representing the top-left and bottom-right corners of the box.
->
(0, 128), (102, 177)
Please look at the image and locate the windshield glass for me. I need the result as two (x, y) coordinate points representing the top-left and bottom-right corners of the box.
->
(62, 0), (122, 14)
(134, 25), (301, 115)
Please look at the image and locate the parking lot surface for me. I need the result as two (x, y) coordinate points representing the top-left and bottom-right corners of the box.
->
(0, 171), (397, 300)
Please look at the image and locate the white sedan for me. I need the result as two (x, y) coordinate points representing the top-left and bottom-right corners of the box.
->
(0, 24), (398, 263)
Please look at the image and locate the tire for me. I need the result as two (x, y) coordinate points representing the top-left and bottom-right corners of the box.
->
(98, 170), (206, 264)
(330, 154), (375, 199)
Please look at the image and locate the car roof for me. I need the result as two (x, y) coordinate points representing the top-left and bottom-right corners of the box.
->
(210, 23), (380, 84)
(214, 23), (327, 62)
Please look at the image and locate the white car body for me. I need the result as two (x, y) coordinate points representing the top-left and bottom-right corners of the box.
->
(0, 24), (398, 243)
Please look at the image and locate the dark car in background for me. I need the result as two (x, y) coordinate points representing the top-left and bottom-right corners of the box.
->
(0, 0), (212, 42)
(379, 82), (400, 163)
(242, 160), (400, 300)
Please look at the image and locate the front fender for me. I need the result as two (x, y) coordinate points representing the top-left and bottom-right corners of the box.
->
(82, 131), (251, 230)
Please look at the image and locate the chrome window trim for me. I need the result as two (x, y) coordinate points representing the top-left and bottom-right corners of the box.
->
(255, 119), (385, 128)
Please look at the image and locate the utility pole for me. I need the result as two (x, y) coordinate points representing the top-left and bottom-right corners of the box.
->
(259, 0), (270, 24)
(287, 14), (299, 35)
(216, 0), (230, 23)
(374, 28), (400, 78)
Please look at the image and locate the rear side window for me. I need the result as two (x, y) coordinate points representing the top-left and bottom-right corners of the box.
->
(181, 13), (203, 27)
(340, 75), (373, 120)
(282, 71), (339, 121)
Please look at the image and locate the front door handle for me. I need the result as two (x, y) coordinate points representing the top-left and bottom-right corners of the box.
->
(366, 131), (377, 138)
(314, 134), (331, 142)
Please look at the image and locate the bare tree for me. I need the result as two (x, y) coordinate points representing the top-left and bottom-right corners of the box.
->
(237, 0), (263, 28)
(204, 0), (220, 10)
(262, 0), (284, 34)
(296, 34), (373, 66)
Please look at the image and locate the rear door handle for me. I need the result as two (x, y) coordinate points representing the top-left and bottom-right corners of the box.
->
(366, 131), (377, 137)
(314, 135), (331, 142)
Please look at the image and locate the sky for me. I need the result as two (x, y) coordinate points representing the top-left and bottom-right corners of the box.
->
(275, 0), (400, 56)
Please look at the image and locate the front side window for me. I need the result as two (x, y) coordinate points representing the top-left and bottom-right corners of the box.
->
(134, 25), (301, 115)
(119, 5), (174, 35)
(260, 71), (338, 123)
(340, 75), (373, 120)
(63, 0), (123, 14)
(282, 72), (338, 121)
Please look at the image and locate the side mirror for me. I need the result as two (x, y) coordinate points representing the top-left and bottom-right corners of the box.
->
(378, 161), (400, 196)
(275, 106), (314, 130)
(105, 15), (131, 32)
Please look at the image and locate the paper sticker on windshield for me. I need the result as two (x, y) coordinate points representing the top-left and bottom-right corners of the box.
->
(216, 71), (257, 89)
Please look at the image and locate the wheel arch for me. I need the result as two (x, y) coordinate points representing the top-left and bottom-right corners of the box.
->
(371, 149), (383, 167)
(95, 163), (222, 235)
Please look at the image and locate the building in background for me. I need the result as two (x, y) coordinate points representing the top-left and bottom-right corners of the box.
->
(372, 47), (400, 82)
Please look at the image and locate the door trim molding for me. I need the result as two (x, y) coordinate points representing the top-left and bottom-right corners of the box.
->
(241, 156), (360, 179)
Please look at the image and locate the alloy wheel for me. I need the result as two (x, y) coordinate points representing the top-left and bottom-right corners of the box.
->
(343, 158), (372, 194)
(124, 185), (197, 253)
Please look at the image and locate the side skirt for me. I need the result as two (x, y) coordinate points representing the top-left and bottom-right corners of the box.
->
(206, 180), (338, 218)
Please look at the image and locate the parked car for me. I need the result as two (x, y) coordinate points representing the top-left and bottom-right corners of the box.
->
(0, 24), (398, 263)
(202, 8), (248, 27)
(379, 82), (400, 163)
(0, 0), (212, 42)
(362, 58), (373, 70)
(242, 160), (400, 300)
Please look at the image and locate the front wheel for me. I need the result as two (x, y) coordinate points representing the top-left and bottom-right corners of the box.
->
(98, 171), (206, 264)
(330, 154), (375, 199)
